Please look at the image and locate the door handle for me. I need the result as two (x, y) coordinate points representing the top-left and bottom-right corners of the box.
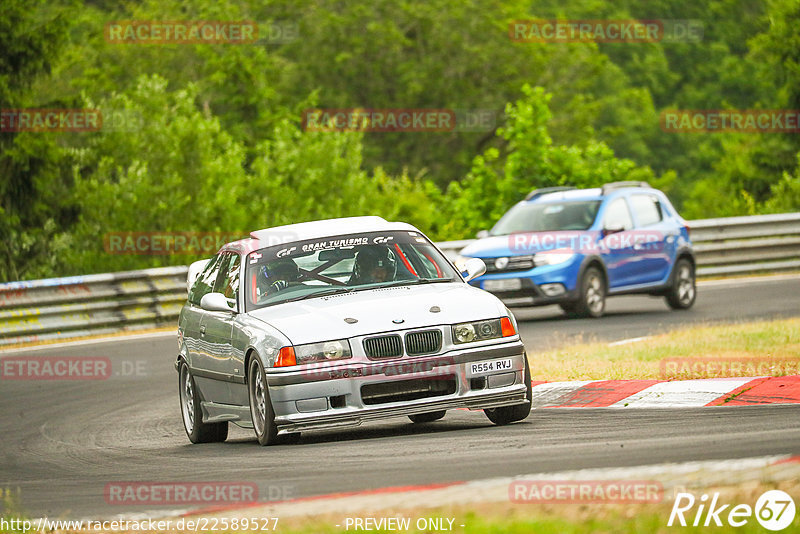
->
(200, 325), (206, 336)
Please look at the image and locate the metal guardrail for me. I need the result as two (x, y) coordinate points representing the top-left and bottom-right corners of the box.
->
(0, 267), (187, 346)
(1, 213), (798, 347)
(689, 213), (800, 275)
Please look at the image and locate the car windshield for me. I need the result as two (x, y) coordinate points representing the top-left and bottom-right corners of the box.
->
(244, 230), (460, 310)
(490, 200), (601, 235)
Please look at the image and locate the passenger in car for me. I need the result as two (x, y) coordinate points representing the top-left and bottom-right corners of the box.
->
(349, 247), (397, 285)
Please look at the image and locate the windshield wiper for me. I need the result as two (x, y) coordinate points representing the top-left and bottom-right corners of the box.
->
(279, 287), (355, 303)
(374, 278), (455, 289)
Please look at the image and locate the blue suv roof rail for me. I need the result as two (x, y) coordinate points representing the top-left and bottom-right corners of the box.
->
(601, 181), (651, 195)
(524, 186), (577, 201)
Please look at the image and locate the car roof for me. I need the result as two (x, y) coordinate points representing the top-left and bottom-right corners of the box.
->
(222, 216), (419, 255)
(528, 184), (659, 204)
(531, 188), (603, 202)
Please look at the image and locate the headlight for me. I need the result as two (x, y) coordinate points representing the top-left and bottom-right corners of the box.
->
(294, 339), (352, 364)
(452, 317), (516, 344)
(453, 322), (477, 343)
(534, 248), (575, 266)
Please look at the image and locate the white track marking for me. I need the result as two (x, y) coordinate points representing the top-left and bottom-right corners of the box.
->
(531, 381), (594, 408)
(610, 377), (759, 408)
(608, 336), (650, 347)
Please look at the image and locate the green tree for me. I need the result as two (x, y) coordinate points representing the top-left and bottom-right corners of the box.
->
(440, 85), (658, 237)
(63, 75), (250, 274)
(0, 0), (73, 281)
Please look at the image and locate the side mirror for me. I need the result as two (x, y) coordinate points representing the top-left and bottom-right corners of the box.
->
(602, 226), (625, 238)
(476, 230), (490, 239)
(187, 259), (210, 294)
(460, 257), (487, 283)
(200, 292), (236, 313)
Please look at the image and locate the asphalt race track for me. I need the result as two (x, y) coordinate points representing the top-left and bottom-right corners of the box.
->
(1, 276), (798, 518)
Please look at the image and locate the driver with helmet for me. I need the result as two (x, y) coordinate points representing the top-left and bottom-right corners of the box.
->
(257, 258), (300, 299)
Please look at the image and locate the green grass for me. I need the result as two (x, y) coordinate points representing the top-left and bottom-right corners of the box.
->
(244, 481), (800, 534)
(258, 500), (800, 534)
(527, 318), (800, 381)
(0, 490), (25, 533)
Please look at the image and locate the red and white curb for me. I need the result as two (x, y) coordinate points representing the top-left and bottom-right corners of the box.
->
(530, 375), (800, 409)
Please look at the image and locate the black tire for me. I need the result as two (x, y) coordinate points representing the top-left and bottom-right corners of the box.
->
(178, 361), (228, 444)
(277, 432), (302, 444)
(558, 302), (577, 314)
(248, 357), (280, 446)
(484, 354), (532, 426)
(666, 258), (696, 310)
(569, 266), (606, 318)
(408, 411), (446, 423)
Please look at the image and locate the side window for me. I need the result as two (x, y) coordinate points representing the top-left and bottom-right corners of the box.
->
(630, 195), (663, 227)
(217, 253), (241, 302)
(189, 253), (225, 306)
(603, 198), (634, 231)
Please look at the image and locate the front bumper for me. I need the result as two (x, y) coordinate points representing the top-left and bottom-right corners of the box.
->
(470, 259), (583, 306)
(265, 341), (527, 433)
(477, 277), (578, 306)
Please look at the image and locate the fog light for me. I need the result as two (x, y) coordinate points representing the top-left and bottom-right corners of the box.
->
(540, 283), (566, 297)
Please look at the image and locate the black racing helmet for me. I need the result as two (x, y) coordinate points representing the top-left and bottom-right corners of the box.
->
(354, 246), (397, 281)
(260, 258), (300, 284)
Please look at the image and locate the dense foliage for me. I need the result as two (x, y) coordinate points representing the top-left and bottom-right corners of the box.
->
(1, 0), (798, 280)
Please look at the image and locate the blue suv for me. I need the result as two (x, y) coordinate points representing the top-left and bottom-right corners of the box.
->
(457, 182), (696, 317)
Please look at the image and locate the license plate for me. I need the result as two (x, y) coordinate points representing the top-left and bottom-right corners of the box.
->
(468, 358), (514, 377)
(483, 278), (522, 292)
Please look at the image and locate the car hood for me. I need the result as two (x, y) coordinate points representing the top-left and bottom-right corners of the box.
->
(460, 235), (515, 257)
(247, 283), (508, 344)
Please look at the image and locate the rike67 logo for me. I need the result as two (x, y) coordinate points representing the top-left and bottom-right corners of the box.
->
(668, 490), (796, 531)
